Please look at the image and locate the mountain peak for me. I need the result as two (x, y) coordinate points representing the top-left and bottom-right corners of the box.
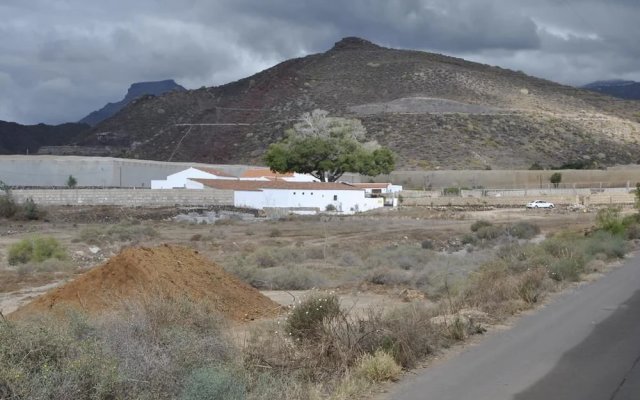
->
(79, 79), (185, 126)
(330, 37), (382, 51)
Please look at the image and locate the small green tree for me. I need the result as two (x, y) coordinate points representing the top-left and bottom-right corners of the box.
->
(22, 197), (39, 220)
(66, 175), (77, 188)
(550, 172), (562, 188)
(635, 183), (640, 210)
(0, 180), (17, 218)
(265, 110), (395, 182)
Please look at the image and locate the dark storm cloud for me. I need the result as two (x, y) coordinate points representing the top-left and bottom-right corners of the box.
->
(0, 0), (638, 124)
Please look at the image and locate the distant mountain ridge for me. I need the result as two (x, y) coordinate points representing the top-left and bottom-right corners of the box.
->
(0, 120), (89, 155)
(583, 80), (640, 100)
(79, 79), (186, 126)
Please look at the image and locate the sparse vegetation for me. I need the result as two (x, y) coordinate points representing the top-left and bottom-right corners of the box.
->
(76, 222), (158, 244)
(7, 236), (67, 265)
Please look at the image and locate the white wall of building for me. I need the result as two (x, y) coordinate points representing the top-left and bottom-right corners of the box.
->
(151, 168), (235, 189)
(358, 184), (403, 194)
(234, 188), (383, 214)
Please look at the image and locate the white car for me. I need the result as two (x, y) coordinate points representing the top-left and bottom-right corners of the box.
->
(526, 200), (555, 209)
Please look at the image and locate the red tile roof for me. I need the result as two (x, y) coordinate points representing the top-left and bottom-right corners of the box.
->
(191, 179), (363, 191)
(193, 167), (237, 178)
(240, 168), (295, 179)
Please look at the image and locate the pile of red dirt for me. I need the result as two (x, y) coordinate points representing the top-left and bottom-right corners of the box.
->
(14, 245), (280, 321)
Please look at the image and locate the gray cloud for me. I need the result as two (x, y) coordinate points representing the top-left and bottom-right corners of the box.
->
(0, 0), (638, 124)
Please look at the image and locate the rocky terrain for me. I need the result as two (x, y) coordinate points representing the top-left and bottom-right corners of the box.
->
(60, 38), (640, 168)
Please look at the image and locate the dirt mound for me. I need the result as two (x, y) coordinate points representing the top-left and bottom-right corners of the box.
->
(14, 245), (280, 321)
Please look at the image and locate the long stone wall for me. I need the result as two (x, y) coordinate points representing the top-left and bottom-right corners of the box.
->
(11, 189), (233, 207)
(400, 191), (635, 207)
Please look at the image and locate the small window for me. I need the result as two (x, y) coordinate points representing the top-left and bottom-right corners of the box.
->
(311, 192), (314, 195)
(333, 195), (338, 201)
(302, 192), (305, 195)
(293, 192), (296, 195)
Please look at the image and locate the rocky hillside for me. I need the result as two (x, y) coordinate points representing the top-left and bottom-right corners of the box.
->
(83, 37), (640, 169)
(583, 80), (640, 100)
(0, 120), (89, 155)
(79, 80), (186, 126)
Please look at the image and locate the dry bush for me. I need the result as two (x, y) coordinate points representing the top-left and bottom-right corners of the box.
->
(354, 350), (402, 382)
(462, 261), (526, 317)
(515, 268), (549, 304)
(470, 220), (493, 232)
(506, 222), (541, 239)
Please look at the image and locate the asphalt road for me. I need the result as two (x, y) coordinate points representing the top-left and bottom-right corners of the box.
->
(385, 255), (640, 400)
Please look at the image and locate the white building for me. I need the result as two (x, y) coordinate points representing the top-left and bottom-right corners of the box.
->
(193, 179), (385, 214)
(348, 183), (403, 194)
(151, 167), (236, 189)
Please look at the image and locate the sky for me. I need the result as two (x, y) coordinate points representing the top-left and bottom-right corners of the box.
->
(1, 0), (639, 125)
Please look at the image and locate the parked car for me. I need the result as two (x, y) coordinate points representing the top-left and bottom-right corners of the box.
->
(526, 200), (555, 209)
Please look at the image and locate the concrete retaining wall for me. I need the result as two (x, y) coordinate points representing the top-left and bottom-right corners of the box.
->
(11, 189), (233, 207)
(0, 155), (249, 188)
(359, 168), (640, 190)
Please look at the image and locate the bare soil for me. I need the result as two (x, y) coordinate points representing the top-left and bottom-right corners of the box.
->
(11, 245), (281, 321)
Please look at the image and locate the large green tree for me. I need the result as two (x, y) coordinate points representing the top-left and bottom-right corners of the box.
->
(265, 110), (395, 182)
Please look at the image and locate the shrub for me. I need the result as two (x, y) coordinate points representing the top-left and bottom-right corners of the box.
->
(516, 268), (548, 303)
(507, 222), (541, 239)
(461, 233), (477, 245)
(584, 231), (627, 259)
(475, 225), (503, 241)
(286, 294), (341, 340)
(67, 175), (78, 188)
(180, 366), (246, 400)
(0, 194), (18, 218)
(325, 204), (337, 212)
(595, 207), (625, 235)
(22, 197), (40, 220)
(421, 240), (434, 250)
(470, 220), (493, 232)
(549, 257), (585, 282)
(354, 350), (402, 382)
(0, 315), (119, 400)
(7, 236), (67, 265)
